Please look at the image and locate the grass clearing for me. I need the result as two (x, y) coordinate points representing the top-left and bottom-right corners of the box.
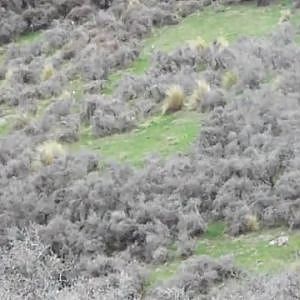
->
(16, 31), (42, 45)
(103, 1), (300, 94)
(196, 227), (300, 273)
(149, 224), (300, 287)
(71, 111), (200, 166)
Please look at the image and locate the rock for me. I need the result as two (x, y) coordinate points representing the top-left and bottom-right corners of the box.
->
(269, 235), (289, 246)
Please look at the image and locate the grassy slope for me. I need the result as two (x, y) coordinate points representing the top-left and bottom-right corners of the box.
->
(149, 223), (300, 287)
(72, 111), (200, 166)
(104, 2), (300, 93)
(1, 2), (300, 163)
(1, 0), (300, 293)
(83, 1), (300, 165)
(137, 3), (300, 288)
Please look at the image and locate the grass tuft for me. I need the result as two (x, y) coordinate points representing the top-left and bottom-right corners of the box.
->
(186, 80), (210, 111)
(37, 141), (66, 166)
(215, 36), (229, 49)
(222, 70), (238, 90)
(162, 85), (185, 115)
(245, 214), (260, 232)
(41, 64), (55, 81)
(188, 36), (208, 50)
(279, 9), (292, 23)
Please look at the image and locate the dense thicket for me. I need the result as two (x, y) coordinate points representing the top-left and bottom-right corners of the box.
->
(0, 0), (208, 44)
(1, 0), (300, 294)
(0, 0), (288, 44)
(0, 0), (209, 139)
(1, 21), (300, 297)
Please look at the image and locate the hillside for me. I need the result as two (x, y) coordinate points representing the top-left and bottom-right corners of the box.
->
(1, 0), (300, 299)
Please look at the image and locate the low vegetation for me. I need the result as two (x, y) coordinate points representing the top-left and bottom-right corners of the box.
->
(150, 224), (300, 286)
(103, 1), (300, 93)
(1, 0), (300, 298)
(73, 112), (200, 165)
(37, 140), (66, 166)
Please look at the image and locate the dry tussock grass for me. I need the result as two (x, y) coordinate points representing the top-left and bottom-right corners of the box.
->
(36, 140), (66, 165)
(162, 85), (185, 115)
(279, 9), (291, 24)
(222, 71), (238, 90)
(245, 214), (260, 232)
(41, 64), (55, 81)
(186, 80), (210, 111)
(188, 36), (208, 51)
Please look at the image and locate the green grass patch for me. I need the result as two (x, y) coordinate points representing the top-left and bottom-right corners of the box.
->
(0, 106), (20, 136)
(103, 2), (300, 94)
(149, 225), (300, 288)
(71, 111), (200, 166)
(0, 119), (11, 136)
(16, 31), (42, 45)
(203, 222), (227, 239)
(196, 227), (300, 273)
(102, 72), (123, 95)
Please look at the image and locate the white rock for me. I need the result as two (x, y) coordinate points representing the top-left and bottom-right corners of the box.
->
(269, 235), (289, 246)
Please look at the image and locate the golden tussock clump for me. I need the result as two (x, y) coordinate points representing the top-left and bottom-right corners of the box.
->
(162, 85), (185, 115)
(214, 36), (229, 51)
(222, 71), (238, 90)
(128, 0), (141, 8)
(186, 79), (210, 111)
(245, 214), (260, 232)
(279, 9), (291, 24)
(41, 64), (55, 81)
(36, 141), (66, 166)
(5, 68), (14, 82)
(188, 36), (208, 51)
